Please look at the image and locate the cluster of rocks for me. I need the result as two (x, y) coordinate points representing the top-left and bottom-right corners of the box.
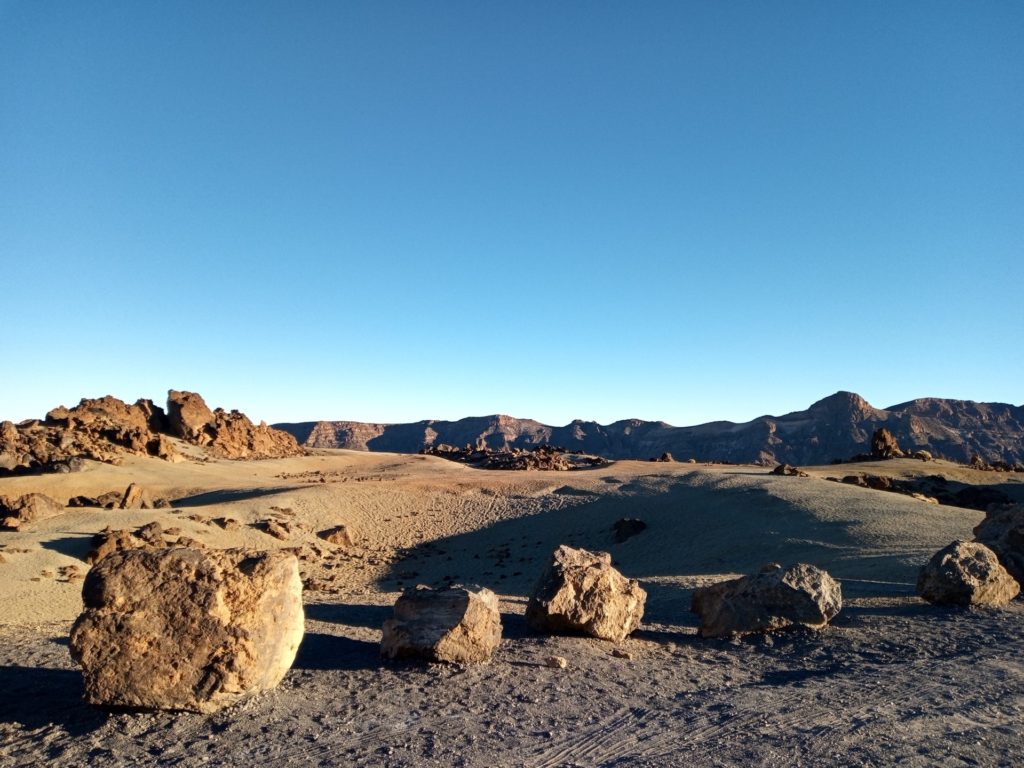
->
(916, 503), (1024, 606)
(420, 443), (609, 471)
(771, 464), (809, 477)
(0, 390), (303, 475)
(0, 484), (171, 531)
(63, 504), (1024, 715)
(84, 521), (207, 564)
(970, 454), (1024, 473)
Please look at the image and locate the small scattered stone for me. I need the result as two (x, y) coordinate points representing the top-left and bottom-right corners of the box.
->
(611, 648), (633, 660)
(544, 655), (568, 669)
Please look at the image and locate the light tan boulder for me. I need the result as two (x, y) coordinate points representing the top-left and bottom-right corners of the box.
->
(0, 493), (65, 529)
(381, 585), (501, 664)
(917, 540), (1020, 606)
(70, 548), (303, 712)
(691, 563), (842, 638)
(525, 545), (646, 642)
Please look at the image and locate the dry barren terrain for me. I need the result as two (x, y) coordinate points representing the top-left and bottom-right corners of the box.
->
(2, 449), (1023, 766)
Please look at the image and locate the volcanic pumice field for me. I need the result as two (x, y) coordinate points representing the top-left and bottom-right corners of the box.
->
(1, 392), (1023, 767)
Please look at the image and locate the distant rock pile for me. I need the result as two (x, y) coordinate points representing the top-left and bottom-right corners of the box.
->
(420, 443), (609, 471)
(0, 390), (303, 475)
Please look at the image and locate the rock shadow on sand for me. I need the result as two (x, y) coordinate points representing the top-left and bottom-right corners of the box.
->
(0, 665), (107, 735)
(292, 633), (381, 671)
(171, 487), (298, 507)
(375, 477), (879, 625)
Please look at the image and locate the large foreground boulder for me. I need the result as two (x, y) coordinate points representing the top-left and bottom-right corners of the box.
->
(973, 504), (1024, 586)
(526, 545), (646, 642)
(381, 585), (501, 664)
(691, 563), (842, 638)
(70, 548), (304, 712)
(916, 540), (1019, 606)
(0, 493), (65, 529)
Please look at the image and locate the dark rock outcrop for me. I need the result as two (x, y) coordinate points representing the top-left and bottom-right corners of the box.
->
(974, 504), (1024, 586)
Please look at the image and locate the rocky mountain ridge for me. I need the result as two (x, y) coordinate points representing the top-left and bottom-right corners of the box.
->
(275, 392), (1024, 466)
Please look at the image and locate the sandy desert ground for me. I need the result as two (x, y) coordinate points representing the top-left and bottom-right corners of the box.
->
(2, 447), (1023, 767)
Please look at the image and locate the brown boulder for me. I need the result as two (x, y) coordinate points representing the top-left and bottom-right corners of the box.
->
(318, 525), (356, 547)
(525, 545), (646, 642)
(166, 390), (216, 444)
(691, 563), (842, 638)
(0, 493), (65, 529)
(381, 585), (502, 664)
(871, 427), (903, 459)
(70, 548), (303, 712)
(916, 540), (1020, 606)
(973, 504), (1024, 586)
(119, 483), (153, 510)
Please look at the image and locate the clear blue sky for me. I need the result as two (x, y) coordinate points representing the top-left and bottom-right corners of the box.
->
(2, 1), (1021, 426)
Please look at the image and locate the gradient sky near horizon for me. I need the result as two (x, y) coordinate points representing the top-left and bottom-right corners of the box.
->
(2, 1), (1022, 426)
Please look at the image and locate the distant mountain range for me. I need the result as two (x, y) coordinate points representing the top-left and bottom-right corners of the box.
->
(274, 392), (1024, 466)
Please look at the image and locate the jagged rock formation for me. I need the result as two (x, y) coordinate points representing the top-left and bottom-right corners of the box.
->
(525, 545), (646, 643)
(70, 548), (304, 712)
(1, 390), (303, 474)
(276, 392), (1024, 466)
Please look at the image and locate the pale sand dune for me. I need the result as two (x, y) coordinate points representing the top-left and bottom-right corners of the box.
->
(1, 451), (1022, 765)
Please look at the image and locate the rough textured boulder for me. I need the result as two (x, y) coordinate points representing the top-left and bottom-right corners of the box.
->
(381, 585), (501, 663)
(0, 493), (65, 529)
(871, 428), (904, 459)
(691, 563), (842, 638)
(70, 548), (303, 712)
(772, 464), (808, 477)
(974, 504), (1024, 586)
(917, 540), (1020, 606)
(526, 545), (646, 642)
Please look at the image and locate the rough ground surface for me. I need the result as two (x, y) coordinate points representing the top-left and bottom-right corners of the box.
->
(1, 452), (1023, 766)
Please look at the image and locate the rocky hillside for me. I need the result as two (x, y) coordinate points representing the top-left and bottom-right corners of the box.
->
(1, 390), (303, 474)
(275, 392), (1024, 466)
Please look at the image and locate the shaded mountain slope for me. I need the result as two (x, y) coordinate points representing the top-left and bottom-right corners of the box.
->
(275, 391), (1024, 466)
